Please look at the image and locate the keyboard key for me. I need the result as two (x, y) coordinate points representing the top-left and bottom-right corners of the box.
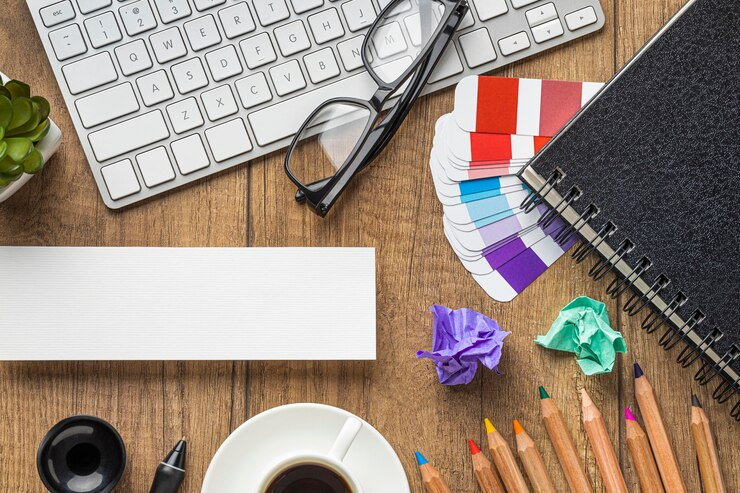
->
(184, 15), (222, 51)
(171, 58), (209, 94)
(62, 52), (117, 94)
(526, 3), (558, 27)
(239, 32), (277, 69)
(40, 1), (76, 28)
(532, 19), (564, 43)
(308, 8), (345, 44)
(342, 0), (376, 32)
(235, 73), (272, 109)
(459, 28), (496, 68)
(404, 14), (423, 46)
(290, 0), (323, 14)
(372, 22), (407, 59)
(205, 118), (252, 162)
(429, 45), (463, 83)
(498, 31), (530, 55)
(337, 35), (366, 71)
(201, 85), (238, 121)
(194, 0), (226, 12)
(88, 110), (170, 161)
(167, 97), (205, 133)
(101, 159), (140, 200)
(154, 0), (192, 23)
(377, 0), (411, 13)
(115, 39), (153, 76)
(205, 45), (243, 81)
(218, 2), (256, 39)
(75, 82), (139, 128)
(137, 70), (175, 106)
(119, 0), (158, 36)
(136, 147), (176, 187)
(252, 0), (290, 26)
(565, 7), (598, 31)
(84, 12), (122, 49)
(248, 57), (408, 145)
(269, 59), (306, 96)
(304, 47), (340, 84)
(472, 0), (507, 21)
(49, 24), (87, 61)
(171, 134), (210, 174)
(76, 0), (111, 15)
(149, 27), (188, 63)
(511, 0), (539, 8)
(275, 20), (312, 57)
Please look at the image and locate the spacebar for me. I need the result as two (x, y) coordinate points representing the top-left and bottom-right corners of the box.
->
(248, 72), (377, 147)
(88, 110), (170, 162)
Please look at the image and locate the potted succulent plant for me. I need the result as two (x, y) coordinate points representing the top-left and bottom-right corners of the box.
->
(0, 72), (61, 203)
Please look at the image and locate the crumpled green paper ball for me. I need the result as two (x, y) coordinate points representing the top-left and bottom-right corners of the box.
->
(535, 296), (627, 375)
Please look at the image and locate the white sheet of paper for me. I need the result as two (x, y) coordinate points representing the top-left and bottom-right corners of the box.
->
(0, 247), (376, 360)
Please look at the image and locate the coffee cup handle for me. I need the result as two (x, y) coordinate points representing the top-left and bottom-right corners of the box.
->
(328, 417), (362, 462)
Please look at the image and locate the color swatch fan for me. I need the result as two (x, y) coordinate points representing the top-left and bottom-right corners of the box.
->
(429, 76), (603, 301)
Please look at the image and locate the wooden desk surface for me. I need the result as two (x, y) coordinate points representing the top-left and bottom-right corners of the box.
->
(1, 0), (737, 491)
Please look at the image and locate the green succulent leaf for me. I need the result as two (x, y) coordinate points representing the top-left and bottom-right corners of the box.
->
(5, 80), (31, 99)
(0, 175), (11, 188)
(4, 138), (34, 163)
(8, 101), (41, 136)
(31, 96), (51, 122)
(0, 86), (10, 100)
(0, 95), (12, 130)
(16, 118), (50, 142)
(1, 162), (25, 179)
(0, 141), (6, 161)
(7, 97), (33, 131)
(0, 126), (4, 141)
(22, 148), (44, 174)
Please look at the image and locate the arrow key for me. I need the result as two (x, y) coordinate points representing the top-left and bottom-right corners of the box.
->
(532, 18), (564, 43)
(565, 6), (598, 31)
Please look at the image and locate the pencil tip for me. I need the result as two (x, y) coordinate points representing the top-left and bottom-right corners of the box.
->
(484, 418), (495, 434)
(468, 439), (481, 455)
(624, 407), (636, 421)
(513, 419), (524, 435)
(633, 362), (644, 378)
(692, 394), (702, 408)
(538, 386), (550, 399)
(580, 388), (593, 406)
(415, 452), (428, 466)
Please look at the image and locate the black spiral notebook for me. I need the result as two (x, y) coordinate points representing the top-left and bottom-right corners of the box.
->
(518, 0), (739, 418)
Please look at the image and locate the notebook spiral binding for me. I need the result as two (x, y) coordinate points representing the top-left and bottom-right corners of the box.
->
(522, 169), (740, 420)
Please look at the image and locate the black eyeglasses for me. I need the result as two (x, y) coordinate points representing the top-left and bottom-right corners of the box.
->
(284, 0), (469, 217)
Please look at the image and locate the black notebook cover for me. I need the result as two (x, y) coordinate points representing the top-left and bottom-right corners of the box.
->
(519, 0), (739, 412)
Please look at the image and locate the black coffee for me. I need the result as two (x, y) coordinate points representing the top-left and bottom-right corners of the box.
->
(265, 464), (353, 493)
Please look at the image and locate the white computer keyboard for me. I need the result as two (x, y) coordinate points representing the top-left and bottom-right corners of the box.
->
(27, 0), (604, 209)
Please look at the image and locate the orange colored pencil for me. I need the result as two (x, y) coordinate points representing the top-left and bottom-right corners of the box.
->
(538, 386), (593, 493)
(416, 452), (451, 493)
(634, 363), (687, 492)
(624, 407), (664, 493)
(468, 439), (505, 493)
(484, 419), (529, 493)
(580, 389), (628, 493)
(691, 395), (726, 493)
(513, 419), (556, 493)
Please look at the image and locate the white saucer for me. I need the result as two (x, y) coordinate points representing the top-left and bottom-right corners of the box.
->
(202, 403), (410, 493)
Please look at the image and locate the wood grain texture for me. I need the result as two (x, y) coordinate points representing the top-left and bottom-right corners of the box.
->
(0, 0), (737, 491)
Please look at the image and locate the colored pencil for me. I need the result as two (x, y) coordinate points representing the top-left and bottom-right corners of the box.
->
(468, 439), (505, 493)
(634, 363), (687, 492)
(691, 395), (726, 493)
(484, 418), (529, 493)
(513, 419), (556, 493)
(580, 389), (628, 493)
(416, 452), (451, 493)
(538, 386), (593, 493)
(624, 407), (664, 493)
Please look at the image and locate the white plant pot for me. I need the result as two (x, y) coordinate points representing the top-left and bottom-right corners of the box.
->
(0, 70), (62, 204)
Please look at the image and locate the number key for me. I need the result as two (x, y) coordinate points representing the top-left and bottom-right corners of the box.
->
(120, 0), (158, 36)
(84, 12), (123, 49)
(154, 0), (192, 24)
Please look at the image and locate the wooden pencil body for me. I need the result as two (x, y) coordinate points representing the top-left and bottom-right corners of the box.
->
(541, 399), (593, 493)
(625, 420), (664, 493)
(581, 414), (628, 493)
(420, 464), (452, 493)
(472, 453), (506, 493)
(516, 435), (556, 493)
(487, 432), (529, 493)
(691, 408), (726, 493)
(635, 378), (687, 492)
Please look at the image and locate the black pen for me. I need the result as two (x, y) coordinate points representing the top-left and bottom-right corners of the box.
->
(149, 438), (187, 493)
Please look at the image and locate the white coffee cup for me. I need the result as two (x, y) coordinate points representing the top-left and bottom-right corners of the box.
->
(257, 416), (364, 493)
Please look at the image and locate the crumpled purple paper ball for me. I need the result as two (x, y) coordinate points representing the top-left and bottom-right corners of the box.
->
(416, 305), (510, 385)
